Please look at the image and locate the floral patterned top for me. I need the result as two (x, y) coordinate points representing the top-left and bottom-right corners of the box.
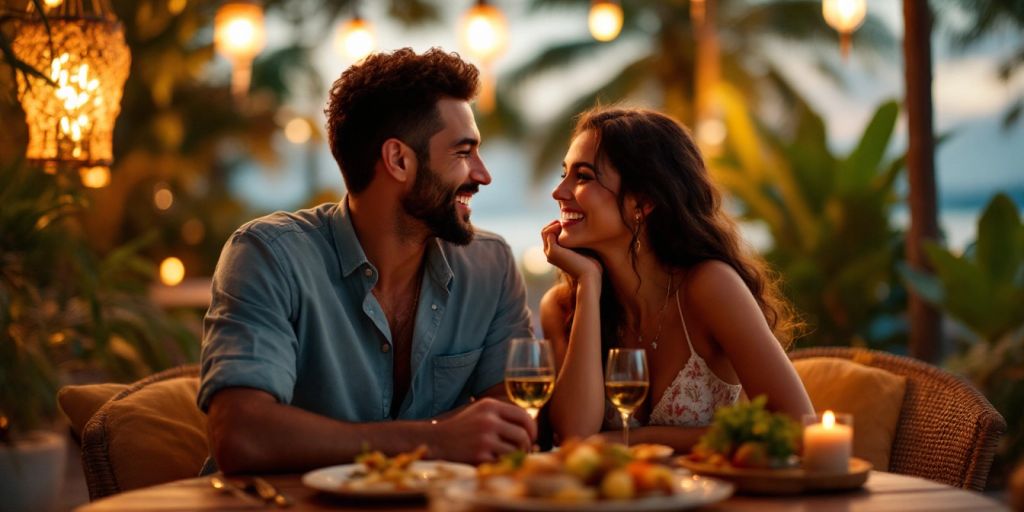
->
(604, 292), (741, 430)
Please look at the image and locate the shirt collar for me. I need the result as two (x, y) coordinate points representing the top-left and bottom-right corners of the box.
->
(425, 237), (455, 291)
(333, 196), (454, 289)
(332, 197), (371, 278)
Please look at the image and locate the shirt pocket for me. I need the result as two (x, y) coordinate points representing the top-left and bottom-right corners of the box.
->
(431, 347), (484, 416)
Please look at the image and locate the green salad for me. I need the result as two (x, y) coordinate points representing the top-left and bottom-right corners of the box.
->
(689, 396), (800, 469)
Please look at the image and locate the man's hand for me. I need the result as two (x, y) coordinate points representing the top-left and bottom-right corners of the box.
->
(432, 398), (536, 464)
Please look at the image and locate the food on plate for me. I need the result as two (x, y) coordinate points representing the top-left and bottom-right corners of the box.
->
(476, 437), (679, 501)
(685, 396), (800, 469)
(341, 445), (458, 492)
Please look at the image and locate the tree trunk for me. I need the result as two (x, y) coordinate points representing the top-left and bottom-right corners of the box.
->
(902, 0), (942, 363)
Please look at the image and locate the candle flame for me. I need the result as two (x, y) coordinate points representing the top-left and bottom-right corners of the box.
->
(823, 410), (836, 428)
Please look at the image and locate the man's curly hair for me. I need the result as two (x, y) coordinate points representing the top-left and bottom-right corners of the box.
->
(325, 47), (479, 194)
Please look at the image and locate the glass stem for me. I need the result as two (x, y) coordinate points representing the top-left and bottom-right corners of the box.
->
(621, 411), (630, 446)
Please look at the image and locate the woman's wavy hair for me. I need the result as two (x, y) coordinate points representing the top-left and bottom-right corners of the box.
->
(560, 106), (803, 351)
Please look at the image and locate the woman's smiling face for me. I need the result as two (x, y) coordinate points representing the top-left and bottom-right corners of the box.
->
(552, 130), (637, 252)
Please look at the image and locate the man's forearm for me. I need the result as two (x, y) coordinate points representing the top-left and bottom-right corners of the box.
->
(211, 391), (438, 474)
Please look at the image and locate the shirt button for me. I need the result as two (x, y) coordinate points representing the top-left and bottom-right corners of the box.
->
(363, 268), (373, 277)
(431, 304), (438, 311)
(380, 343), (390, 353)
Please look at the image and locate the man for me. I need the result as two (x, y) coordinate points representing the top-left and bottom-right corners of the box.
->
(198, 48), (535, 474)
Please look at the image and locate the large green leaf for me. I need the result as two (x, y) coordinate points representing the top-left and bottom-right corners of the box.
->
(923, 243), (996, 337)
(719, 83), (765, 180)
(976, 193), (1023, 283)
(840, 101), (899, 193)
(898, 262), (945, 305)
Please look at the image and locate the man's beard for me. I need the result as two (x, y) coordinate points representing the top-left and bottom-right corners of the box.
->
(401, 164), (476, 245)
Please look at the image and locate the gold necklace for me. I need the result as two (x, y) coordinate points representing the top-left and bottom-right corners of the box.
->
(619, 276), (673, 350)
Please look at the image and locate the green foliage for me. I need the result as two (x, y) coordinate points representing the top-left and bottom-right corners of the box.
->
(0, 162), (199, 435)
(715, 88), (906, 347)
(695, 396), (800, 461)
(901, 194), (1024, 341)
(900, 193), (1024, 476)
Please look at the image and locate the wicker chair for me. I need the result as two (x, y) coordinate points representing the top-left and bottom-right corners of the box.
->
(77, 364), (207, 500)
(789, 347), (1006, 491)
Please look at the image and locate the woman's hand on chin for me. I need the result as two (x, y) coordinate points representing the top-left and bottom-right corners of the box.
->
(541, 220), (602, 284)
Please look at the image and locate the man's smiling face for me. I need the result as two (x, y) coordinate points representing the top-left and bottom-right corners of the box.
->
(401, 98), (492, 245)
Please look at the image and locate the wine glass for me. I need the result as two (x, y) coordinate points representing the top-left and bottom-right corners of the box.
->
(605, 348), (649, 446)
(504, 338), (556, 421)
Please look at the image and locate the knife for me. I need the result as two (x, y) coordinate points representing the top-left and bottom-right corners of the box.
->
(209, 475), (263, 506)
(250, 476), (292, 508)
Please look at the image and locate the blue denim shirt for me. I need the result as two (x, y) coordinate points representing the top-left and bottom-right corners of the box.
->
(197, 199), (532, 421)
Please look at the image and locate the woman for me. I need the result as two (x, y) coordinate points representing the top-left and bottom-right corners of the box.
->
(541, 107), (813, 451)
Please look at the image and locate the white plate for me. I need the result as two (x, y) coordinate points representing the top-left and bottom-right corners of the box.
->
(302, 460), (476, 499)
(439, 472), (734, 511)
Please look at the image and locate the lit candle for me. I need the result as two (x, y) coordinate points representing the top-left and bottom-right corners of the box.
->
(802, 410), (852, 473)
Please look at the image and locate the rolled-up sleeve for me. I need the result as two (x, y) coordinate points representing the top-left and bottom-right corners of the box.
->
(197, 231), (299, 411)
(469, 241), (533, 396)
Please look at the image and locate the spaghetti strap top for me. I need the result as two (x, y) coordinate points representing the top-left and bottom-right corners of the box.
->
(603, 291), (742, 430)
(648, 291), (742, 426)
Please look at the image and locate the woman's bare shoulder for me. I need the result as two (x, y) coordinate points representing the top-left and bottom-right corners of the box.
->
(686, 260), (744, 291)
(683, 260), (757, 312)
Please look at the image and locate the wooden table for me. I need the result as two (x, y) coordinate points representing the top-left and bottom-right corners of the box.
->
(76, 471), (1007, 512)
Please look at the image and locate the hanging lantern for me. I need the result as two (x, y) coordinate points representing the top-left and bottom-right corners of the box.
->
(334, 15), (376, 62)
(10, 0), (131, 182)
(214, 2), (266, 98)
(460, 0), (507, 63)
(822, 0), (866, 59)
(460, 0), (507, 114)
(588, 0), (623, 42)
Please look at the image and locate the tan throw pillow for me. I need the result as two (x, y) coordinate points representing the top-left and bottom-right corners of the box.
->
(84, 376), (208, 493)
(57, 383), (128, 439)
(793, 357), (907, 471)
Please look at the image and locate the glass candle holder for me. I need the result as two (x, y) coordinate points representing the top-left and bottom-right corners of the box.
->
(802, 410), (853, 473)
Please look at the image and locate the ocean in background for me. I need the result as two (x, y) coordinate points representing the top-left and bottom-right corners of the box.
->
(474, 203), (1011, 272)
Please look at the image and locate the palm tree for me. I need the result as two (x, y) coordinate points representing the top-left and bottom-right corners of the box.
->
(497, 0), (895, 178)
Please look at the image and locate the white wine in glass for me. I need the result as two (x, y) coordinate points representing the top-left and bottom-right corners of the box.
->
(605, 348), (649, 446)
(505, 338), (556, 420)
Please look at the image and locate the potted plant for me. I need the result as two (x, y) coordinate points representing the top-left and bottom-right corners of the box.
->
(0, 161), (199, 511)
(900, 192), (1024, 488)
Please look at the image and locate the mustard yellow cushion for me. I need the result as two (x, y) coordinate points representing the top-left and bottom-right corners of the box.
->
(85, 376), (208, 492)
(57, 383), (128, 438)
(793, 357), (907, 471)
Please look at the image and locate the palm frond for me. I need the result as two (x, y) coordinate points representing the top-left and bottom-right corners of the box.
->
(529, 54), (655, 180)
(503, 39), (612, 89)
